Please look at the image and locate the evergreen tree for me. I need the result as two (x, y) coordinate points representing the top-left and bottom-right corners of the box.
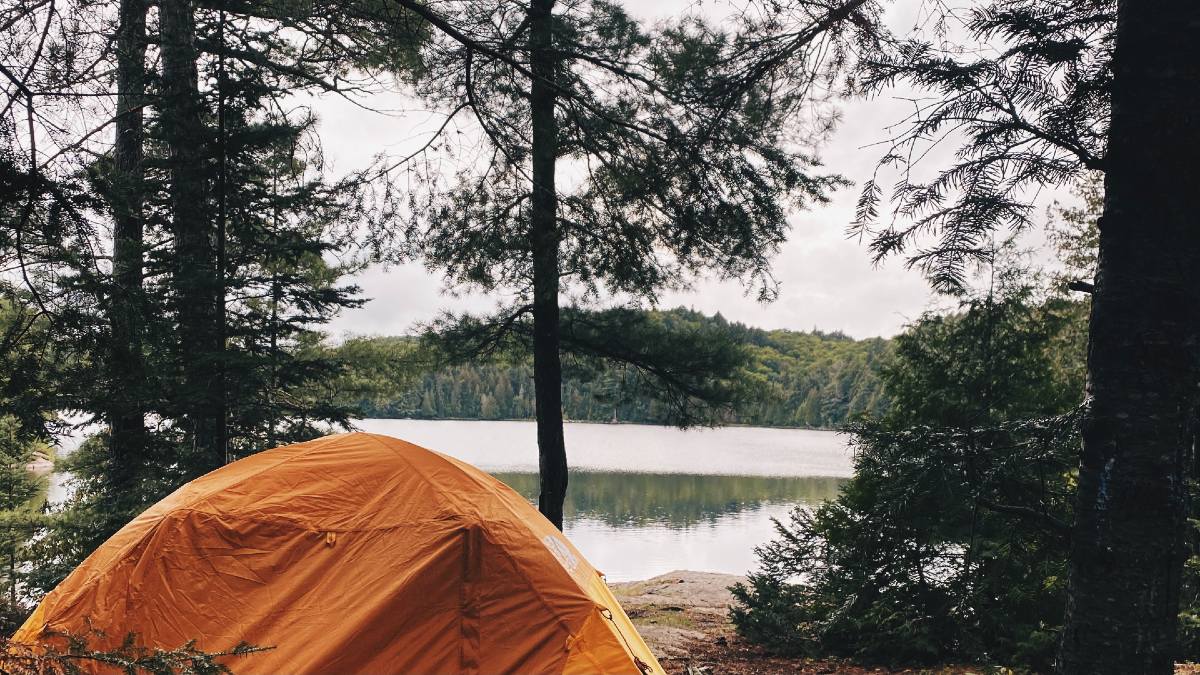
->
(376, 0), (873, 527)
(159, 0), (225, 472)
(199, 40), (365, 458)
(103, 0), (151, 524)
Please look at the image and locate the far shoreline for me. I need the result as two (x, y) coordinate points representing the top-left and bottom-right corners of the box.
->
(352, 415), (847, 434)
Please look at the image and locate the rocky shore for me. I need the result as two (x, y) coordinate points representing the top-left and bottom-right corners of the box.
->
(610, 571), (1023, 675)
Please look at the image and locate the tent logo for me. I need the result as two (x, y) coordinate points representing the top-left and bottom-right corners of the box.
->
(543, 534), (580, 573)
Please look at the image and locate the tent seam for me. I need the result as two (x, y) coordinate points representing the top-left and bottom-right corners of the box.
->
(396, 435), (591, 639)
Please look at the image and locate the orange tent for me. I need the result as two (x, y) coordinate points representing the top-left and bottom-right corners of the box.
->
(16, 433), (664, 675)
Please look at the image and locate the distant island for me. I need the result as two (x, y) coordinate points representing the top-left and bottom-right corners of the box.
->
(328, 308), (891, 429)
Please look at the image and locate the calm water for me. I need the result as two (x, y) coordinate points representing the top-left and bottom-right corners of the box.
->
(356, 419), (852, 580)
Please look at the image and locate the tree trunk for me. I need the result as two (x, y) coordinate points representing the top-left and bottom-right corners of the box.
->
(107, 0), (148, 508)
(160, 0), (225, 472)
(1057, 1), (1200, 672)
(527, 0), (567, 530)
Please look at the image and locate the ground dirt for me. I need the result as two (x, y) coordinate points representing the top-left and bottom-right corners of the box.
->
(609, 570), (1200, 675)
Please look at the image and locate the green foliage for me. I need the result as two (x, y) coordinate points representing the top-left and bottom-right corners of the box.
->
(1046, 172), (1102, 293)
(737, 326), (891, 429)
(731, 265), (1085, 670)
(395, 0), (845, 303)
(336, 0), (429, 76)
(334, 307), (888, 428)
(22, 435), (153, 600)
(312, 335), (427, 413)
(849, 0), (1111, 291)
(0, 296), (69, 442)
(424, 306), (766, 427)
(0, 290), (76, 616)
(0, 416), (50, 625)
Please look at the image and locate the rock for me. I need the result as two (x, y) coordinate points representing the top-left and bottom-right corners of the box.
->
(610, 570), (745, 611)
(609, 571), (744, 663)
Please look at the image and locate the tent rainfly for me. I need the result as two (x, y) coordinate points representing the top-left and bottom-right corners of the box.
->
(16, 432), (664, 675)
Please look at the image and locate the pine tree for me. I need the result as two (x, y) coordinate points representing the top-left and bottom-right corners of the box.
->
(378, 0), (872, 527)
(1057, 4), (1200, 670)
(159, 0), (225, 471)
(102, 0), (151, 527)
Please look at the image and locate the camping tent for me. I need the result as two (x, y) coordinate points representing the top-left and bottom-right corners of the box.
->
(16, 433), (664, 675)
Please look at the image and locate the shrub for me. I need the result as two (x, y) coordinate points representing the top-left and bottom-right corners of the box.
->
(0, 632), (263, 675)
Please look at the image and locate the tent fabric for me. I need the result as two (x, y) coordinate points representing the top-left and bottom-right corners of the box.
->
(16, 433), (665, 675)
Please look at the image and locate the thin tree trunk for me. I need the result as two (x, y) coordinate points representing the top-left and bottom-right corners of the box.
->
(107, 0), (148, 507)
(214, 7), (230, 464)
(160, 0), (224, 472)
(527, 0), (567, 530)
(1057, 1), (1200, 672)
(7, 473), (13, 603)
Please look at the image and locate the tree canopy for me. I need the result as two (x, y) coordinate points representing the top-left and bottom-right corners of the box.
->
(332, 307), (890, 429)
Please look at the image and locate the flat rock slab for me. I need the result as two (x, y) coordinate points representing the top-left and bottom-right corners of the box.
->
(609, 571), (743, 664)
(611, 570), (744, 611)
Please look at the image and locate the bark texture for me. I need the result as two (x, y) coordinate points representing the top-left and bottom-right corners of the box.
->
(527, 0), (568, 530)
(160, 0), (225, 471)
(107, 0), (148, 501)
(1057, 2), (1200, 672)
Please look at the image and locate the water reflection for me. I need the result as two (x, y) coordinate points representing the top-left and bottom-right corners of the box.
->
(494, 471), (844, 528)
(491, 471), (846, 580)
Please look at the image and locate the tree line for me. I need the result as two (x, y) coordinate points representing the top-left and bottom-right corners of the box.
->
(334, 308), (890, 429)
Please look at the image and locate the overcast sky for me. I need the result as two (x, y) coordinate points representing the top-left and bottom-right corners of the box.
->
(313, 0), (1070, 340)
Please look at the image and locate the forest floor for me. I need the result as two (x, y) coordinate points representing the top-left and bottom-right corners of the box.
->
(610, 571), (1200, 675)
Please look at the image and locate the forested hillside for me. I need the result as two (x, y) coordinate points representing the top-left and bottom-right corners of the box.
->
(331, 309), (890, 429)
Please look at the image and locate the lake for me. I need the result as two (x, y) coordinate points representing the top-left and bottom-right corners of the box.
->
(355, 419), (852, 581)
